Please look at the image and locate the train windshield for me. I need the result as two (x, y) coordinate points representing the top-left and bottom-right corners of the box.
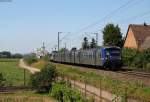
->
(106, 48), (121, 57)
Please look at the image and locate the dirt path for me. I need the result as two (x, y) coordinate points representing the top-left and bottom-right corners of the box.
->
(69, 79), (119, 102)
(19, 59), (40, 74)
(19, 60), (140, 101)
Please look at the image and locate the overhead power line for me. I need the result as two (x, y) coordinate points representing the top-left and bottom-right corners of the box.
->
(119, 10), (150, 23)
(75, 0), (136, 34)
(56, 0), (136, 45)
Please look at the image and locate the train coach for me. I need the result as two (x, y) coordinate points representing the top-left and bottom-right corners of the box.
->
(51, 46), (122, 70)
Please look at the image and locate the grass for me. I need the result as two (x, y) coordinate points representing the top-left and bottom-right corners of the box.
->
(54, 63), (150, 102)
(31, 60), (48, 69)
(0, 91), (55, 102)
(0, 59), (56, 102)
(0, 58), (31, 86)
(26, 60), (150, 101)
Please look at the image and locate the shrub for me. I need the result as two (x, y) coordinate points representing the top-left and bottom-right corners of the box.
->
(50, 81), (85, 102)
(131, 53), (144, 68)
(12, 53), (23, 58)
(122, 48), (137, 66)
(24, 54), (38, 65)
(30, 64), (57, 92)
(42, 55), (50, 61)
(146, 63), (150, 71)
(122, 48), (150, 70)
(0, 73), (6, 87)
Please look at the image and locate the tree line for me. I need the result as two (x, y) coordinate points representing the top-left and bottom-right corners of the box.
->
(0, 51), (23, 58)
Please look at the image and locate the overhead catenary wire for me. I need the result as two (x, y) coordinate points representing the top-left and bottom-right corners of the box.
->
(119, 10), (150, 23)
(56, 0), (135, 45)
(47, 0), (146, 51)
(75, 0), (136, 34)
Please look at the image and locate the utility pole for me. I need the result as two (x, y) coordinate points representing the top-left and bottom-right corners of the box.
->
(24, 69), (26, 86)
(64, 43), (66, 49)
(42, 42), (45, 55)
(94, 33), (98, 46)
(58, 32), (62, 51)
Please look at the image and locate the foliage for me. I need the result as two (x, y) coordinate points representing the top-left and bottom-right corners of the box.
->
(146, 63), (150, 70)
(12, 53), (23, 58)
(42, 55), (50, 61)
(71, 47), (77, 51)
(0, 51), (12, 58)
(0, 73), (6, 87)
(30, 64), (57, 92)
(122, 48), (138, 66)
(24, 53), (38, 65)
(90, 38), (97, 48)
(55, 63), (150, 101)
(0, 59), (31, 86)
(82, 37), (89, 49)
(102, 23), (123, 47)
(122, 48), (150, 70)
(59, 48), (69, 53)
(50, 81), (86, 102)
(31, 60), (48, 69)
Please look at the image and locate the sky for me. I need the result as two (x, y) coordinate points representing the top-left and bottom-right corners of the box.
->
(0, 0), (150, 54)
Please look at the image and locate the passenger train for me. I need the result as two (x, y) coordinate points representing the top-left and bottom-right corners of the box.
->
(51, 46), (122, 70)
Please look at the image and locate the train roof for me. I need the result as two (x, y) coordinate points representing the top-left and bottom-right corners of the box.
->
(52, 46), (121, 54)
(103, 46), (121, 49)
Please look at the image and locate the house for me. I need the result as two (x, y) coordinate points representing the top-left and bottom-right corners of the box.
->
(36, 48), (49, 58)
(124, 24), (150, 50)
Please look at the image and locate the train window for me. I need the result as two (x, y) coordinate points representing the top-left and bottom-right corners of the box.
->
(106, 51), (110, 56)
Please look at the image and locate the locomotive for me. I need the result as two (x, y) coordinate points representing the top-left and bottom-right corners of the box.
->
(51, 46), (122, 70)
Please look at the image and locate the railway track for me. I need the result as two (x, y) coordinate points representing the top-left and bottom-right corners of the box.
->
(54, 62), (150, 79)
(118, 70), (150, 78)
(54, 63), (150, 86)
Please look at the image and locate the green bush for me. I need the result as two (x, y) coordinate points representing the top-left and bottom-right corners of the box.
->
(42, 55), (50, 61)
(122, 48), (150, 70)
(24, 54), (38, 65)
(12, 53), (23, 58)
(122, 48), (137, 66)
(146, 63), (150, 71)
(50, 81), (85, 102)
(30, 64), (57, 92)
(131, 53), (144, 68)
(0, 73), (6, 87)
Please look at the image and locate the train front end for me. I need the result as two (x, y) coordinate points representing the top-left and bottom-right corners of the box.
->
(103, 47), (122, 70)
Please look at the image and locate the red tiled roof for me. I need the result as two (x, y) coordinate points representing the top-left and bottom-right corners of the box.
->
(130, 24), (150, 48)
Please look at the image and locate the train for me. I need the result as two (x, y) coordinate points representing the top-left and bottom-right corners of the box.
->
(51, 46), (122, 70)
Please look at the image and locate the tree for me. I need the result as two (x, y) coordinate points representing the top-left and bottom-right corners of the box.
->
(12, 53), (23, 58)
(82, 37), (89, 49)
(24, 53), (38, 65)
(30, 64), (57, 92)
(0, 51), (11, 58)
(90, 38), (97, 48)
(102, 23), (123, 47)
(59, 48), (69, 52)
(71, 47), (77, 51)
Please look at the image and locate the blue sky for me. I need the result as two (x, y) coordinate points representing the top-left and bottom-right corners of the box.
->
(0, 0), (150, 53)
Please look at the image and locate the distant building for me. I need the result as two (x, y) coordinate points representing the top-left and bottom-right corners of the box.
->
(124, 24), (150, 51)
(36, 48), (49, 58)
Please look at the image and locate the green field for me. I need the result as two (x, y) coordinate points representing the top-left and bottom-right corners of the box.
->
(0, 58), (31, 86)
